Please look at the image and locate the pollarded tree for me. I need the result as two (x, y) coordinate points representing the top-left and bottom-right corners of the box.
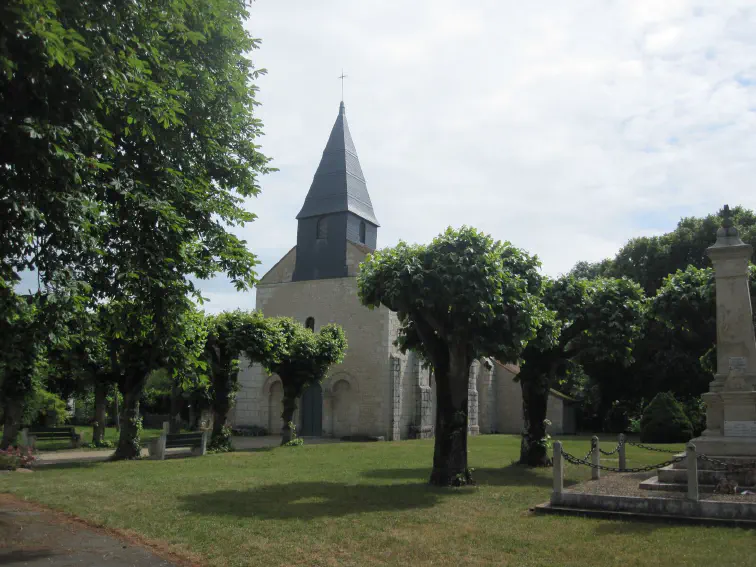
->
(518, 276), (645, 466)
(253, 318), (347, 445)
(358, 227), (553, 486)
(204, 310), (277, 450)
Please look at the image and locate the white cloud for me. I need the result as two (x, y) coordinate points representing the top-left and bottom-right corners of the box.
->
(200, 0), (756, 310)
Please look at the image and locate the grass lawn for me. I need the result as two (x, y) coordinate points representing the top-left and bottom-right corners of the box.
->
(2, 435), (754, 567)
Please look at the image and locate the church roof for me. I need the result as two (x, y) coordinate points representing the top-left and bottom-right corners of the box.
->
(296, 102), (380, 226)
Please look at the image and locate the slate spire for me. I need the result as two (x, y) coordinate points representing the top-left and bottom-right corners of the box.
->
(296, 102), (379, 226)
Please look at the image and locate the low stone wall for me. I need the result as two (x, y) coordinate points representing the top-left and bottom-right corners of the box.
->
(551, 492), (756, 520)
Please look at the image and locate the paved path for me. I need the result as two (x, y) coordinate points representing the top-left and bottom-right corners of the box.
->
(34, 435), (343, 465)
(0, 494), (180, 566)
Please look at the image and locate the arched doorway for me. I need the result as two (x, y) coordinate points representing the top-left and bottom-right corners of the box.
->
(300, 382), (323, 436)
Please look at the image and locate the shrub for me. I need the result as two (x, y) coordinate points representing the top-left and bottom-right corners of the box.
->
(0, 447), (36, 470)
(640, 392), (693, 443)
(24, 389), (69, 427)
(681, 396), (707, 437)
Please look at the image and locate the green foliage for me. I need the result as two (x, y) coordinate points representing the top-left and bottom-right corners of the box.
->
(358, 226), (550, 484)
(640, 392), (693, 443)
(207, 424), (234, 453)
(205, 310), (276, 444)
(282, 422), (304, 447)
(518, 274), (646, 465)
(23, 389), (68, 427)
(253, 318), (347, 444)
(257, 319), (347, 385)
(359, 226), (553, 365)
(606, 205), (756, 295)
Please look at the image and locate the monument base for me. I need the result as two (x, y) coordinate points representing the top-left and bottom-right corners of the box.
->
(690, 435), (756, 458)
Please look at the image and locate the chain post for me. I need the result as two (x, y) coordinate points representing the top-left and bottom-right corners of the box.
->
(591, 436), (600, 480)
(553, 441), (563, 496)
(686, 442), (698, 501)
(618, 433), (626, 470)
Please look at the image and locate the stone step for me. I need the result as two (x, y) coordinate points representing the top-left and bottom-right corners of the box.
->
(671, 455), (756, 470)
(639, 475), (718, 492)
(655, 465), (756, 486)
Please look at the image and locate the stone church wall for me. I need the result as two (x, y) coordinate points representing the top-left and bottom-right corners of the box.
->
(233, 275), (394, 438)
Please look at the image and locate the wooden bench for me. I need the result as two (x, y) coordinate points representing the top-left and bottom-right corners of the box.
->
(149, 422), (208, 460)
(21, 426), (81, 449)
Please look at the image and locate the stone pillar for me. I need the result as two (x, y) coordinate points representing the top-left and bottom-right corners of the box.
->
(693, 206), (756, 457)
(591, 436), (600, 480)
(618, 433), (627, 470)
(390, 356), (402, 441)
(410, 355), (434, 439)
(477, 358), (495, 433)
(686, 442), (699, 501)
(552, 440), (563, 498)
(467, 360), (480, 436)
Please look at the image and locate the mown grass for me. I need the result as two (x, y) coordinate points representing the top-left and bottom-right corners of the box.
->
(2, 435), (754, 567)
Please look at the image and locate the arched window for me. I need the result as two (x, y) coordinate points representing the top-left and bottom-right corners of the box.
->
(305, 317), (315, 331)
(316, 216), (327, 240)
(359, 221), (366, 244)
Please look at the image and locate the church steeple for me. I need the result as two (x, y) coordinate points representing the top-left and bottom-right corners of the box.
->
(296, 102), (379, 225)
(293, 102), (379, 282)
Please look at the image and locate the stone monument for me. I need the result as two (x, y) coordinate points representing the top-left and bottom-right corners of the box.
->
(692, 205), (756, 457)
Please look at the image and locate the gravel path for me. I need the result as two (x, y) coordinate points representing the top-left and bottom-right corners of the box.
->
(0, 494), (186, 566)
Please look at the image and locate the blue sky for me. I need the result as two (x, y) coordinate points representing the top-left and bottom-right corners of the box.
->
(19, 2), (756, 312)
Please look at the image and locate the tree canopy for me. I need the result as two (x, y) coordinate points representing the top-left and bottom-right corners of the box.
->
(517, 275), (646, 466)
(253, 318), (347, 445)
(359, 226), (553, 485)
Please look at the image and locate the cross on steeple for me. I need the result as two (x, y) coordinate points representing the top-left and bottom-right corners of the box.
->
(338, 70), (348, 101)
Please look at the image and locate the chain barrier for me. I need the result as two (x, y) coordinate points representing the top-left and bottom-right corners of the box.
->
(561, 448), (684, 474)
(698, 454), (756, 471)
(625, 441), (680, 454)
(598, 442), (623, 456)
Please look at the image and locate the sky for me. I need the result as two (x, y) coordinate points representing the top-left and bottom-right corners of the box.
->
(28, 1), (756, 312)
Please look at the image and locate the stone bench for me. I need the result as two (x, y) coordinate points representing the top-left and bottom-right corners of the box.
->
(148, 423), (208, 460)
(21, 426), (81, 449)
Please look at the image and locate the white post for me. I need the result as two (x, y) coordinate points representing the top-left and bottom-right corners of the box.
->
(199, 430), (208, 456)
(618, 433), (626, 470)
(687, 442), (699, 501)
(553, 441), (564, 496)
(158, 422), (169, 461)
(591, 435), (600, 480)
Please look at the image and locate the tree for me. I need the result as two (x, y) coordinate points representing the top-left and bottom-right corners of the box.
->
(518, 276), (645, 466)
(606, 206), (756, 295)
(358, 227), (552, 485)
(204, 310), (276, 450)
(253, 318), (347, 445)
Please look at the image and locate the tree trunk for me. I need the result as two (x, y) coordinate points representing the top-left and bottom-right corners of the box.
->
(169, 383), (183, 434)
(211, 376), (231, 448)
(112, 386), (142, 460)
(429, 347), (473, 486)
(112, 384), (120, 431)
(92, 380), (107, 446)
(280, 394), (297, 445)
(1, 398), (23, 450)
(519, 375), (551, 466)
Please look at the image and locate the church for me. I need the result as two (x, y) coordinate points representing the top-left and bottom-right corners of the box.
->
(231, 102), (575, 439)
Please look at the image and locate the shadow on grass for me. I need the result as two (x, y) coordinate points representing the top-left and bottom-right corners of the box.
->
(362, 464), (579, 489)
(593, 520), (667, 535)
(181, 481), (462, 520)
